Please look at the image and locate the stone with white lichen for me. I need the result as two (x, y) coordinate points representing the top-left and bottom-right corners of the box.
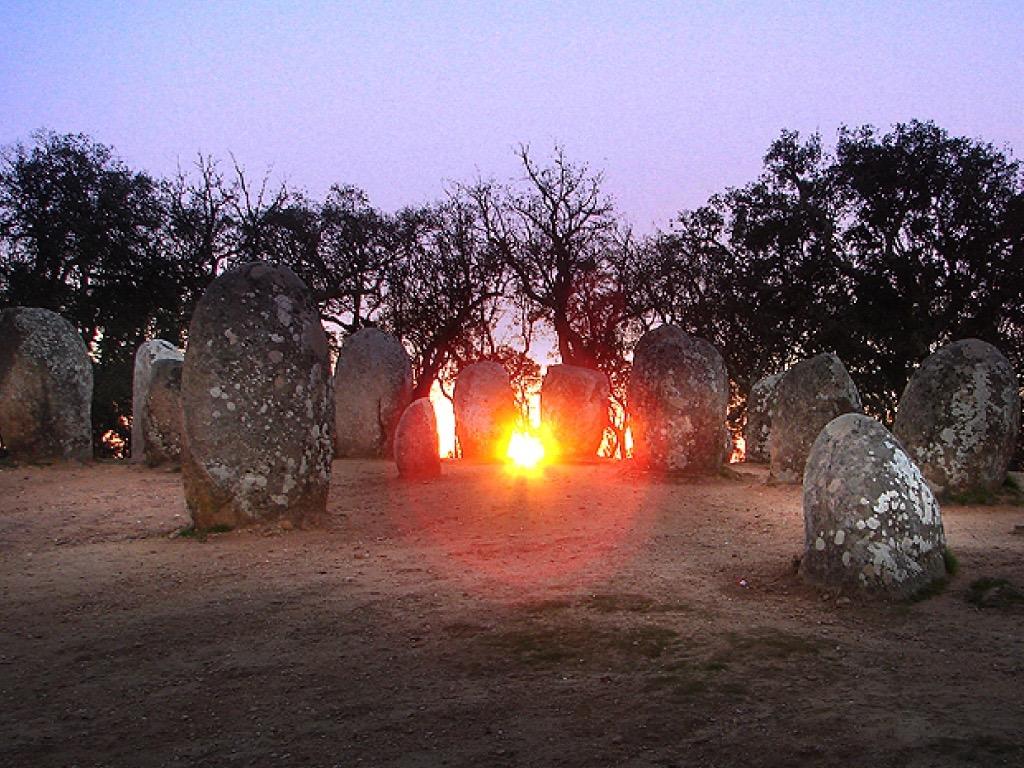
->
(744, 370), (785, 464)
(893, 339), (1020, 499)
(541, 364), (609, 460)
(454, 361), (516, 461)
(143, 358), (184, 467)
(627, 325), (729, 471)
(333, 328), (412, 459)
(0, 307), (93, 462)
(131, 339), (183, 462)
(802, 413), (948, 599)
(181, 262), (334, 530)
(394, 397), (441, 479)
(769, 353), (861, 483)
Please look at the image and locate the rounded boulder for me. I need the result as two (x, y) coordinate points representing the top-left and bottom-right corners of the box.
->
(181, 262), (334, 530)
(0, 307), (93, 462)
(769, 353), (861, 483)
(540, 364), (609, 460)
(744, 370), (785, 463)
(627, 325), (729, 471)
(893, 339), (1020, 498)
(802, 413), (948, 599)
(394, 398), (441, 479)
(454, 362), (516, 461)
(132, 339), (183, 462)
(333, 328), (413, 458)
(143, 358), (184, 467)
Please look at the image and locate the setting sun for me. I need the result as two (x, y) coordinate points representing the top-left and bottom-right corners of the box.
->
(506, 430), (545, 470)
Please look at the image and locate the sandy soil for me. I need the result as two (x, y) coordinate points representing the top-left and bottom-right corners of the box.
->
(1, 459), (1022, 768)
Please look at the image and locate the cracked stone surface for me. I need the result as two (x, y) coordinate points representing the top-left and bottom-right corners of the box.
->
(893, 338), (1020, 498)
(628, 325), (729, 472)
(181, 262), (333, 529)
(802, 413), (948, 599)
(541, 364), (609, 460)
(0, 307), (93, 462)
(333, 328), (413, 459)
(769, 353), (861, 483)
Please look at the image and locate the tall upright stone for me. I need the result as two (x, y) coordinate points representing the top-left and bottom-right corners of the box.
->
(541, 364), (609, 460)
(628, 325), (729, 471)
(181, 262), (334, 530)
(454, 361), (516, 461)
(333, 328), (412, 458)
(744, 370), (785, 463)
(802, 413), (948, 599)
(132, 339), (183, 462)
(0, 307), (93, 462)
(769, 353), (861, 483)
(894, 339), (1020, 498)
(394, 398), (441, 479)
(143, 358), (184, 467)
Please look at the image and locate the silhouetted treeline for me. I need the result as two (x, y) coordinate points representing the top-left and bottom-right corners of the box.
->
(1, 122), (1021, 459)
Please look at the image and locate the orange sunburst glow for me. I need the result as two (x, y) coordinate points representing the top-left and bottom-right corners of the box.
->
(506, 430), (546, 470)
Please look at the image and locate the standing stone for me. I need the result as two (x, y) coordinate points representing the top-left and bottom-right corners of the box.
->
(744, 370), (785, 463)
(181, 262), (333, 530)
(394, 398), (441, 479)
(0, 307), (92, 462)
(132, 339), (183, 462)
(333, 328), (413, 458)
(769, 353), (861, 483)
(893, 339), (1020, 498)
(541, 364), (609, 460)
(802, 413), (948, 599)
(454, 362), (516, 461)
(628, 325), (729, 471)
(143, 359), (184, 467)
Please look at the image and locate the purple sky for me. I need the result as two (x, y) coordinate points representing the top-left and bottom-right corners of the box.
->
(2, 1), (1023, 232)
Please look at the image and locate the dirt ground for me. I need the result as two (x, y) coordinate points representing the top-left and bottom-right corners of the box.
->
(1, 459), (1022, 768)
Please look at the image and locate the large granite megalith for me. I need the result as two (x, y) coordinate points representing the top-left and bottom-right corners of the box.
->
(394, 398), (441, 479)
(893, 339), (1020, 498)
(131, 339), (183, 462)
(802, 413), (948, 599)
(143, 358), (184, 467)
(333, 328), (413, 458)
(628, 325), (729, 471)
(0, 307), (93, 462)
(769, 353), (861, 483)
(454, 361), (516, 461)
(181, 262), (334, 529)
(744, 370), (785, 463)
(541, 364), (609, 460)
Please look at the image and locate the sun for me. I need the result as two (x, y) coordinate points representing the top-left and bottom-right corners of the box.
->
(506, 430), (546, 470)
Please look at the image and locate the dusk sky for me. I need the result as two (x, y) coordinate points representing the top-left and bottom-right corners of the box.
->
(2, 1), (1022, 231)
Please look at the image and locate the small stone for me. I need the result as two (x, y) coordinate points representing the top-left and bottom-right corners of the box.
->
(744, 370), (785, 463)
(131, 339), (183, 462)
(454, 362), (516, 461)
(394, 398), (441, 480)
(540, 364), (609, 460)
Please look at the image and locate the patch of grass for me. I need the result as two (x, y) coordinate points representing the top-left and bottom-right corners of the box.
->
(946, 488), (998, 505)
(174, 523), (232, 541)
(943, 548), (959, 576)
(965, 577), (1024, 609)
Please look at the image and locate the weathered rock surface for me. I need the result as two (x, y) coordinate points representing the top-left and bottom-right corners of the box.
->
(628, 325), (729, 471)
(893, 339), (1020, 498)
(143, 358), (184, 467)
(769, 353), (861, 483)
(394, 398), (441, 479)
(333, 328), (413, 458)
(454, 362), (516, 461)
(0, 307), (93, 462)
(744, 370), (785, 463)
(132, 339), (183, 462)
(541, 364), (609, 460)
(802, 413), (948, 599)
(181, 262), (333, 530)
